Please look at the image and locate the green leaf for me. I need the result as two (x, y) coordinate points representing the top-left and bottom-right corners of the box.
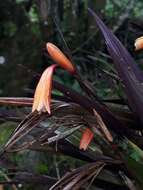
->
(121, 139), (143, 162)
(125, 156), (143, 189)
(121, 139), (143, 189)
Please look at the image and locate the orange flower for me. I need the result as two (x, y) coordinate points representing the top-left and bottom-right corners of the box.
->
(135, 36), (143, 50)
(80, 128), (94, 150)
(32, 64), (57, 114)
(46, 42), (75, 74)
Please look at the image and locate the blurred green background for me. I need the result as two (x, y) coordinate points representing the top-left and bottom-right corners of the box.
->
(0, 0), (143, 98)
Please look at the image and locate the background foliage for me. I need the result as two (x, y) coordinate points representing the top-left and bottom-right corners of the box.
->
(0, 0), (143, 97)
(0, 0), (143, 190)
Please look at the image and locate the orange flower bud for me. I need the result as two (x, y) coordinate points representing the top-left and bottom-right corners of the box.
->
(32, 64), (57, 114)
(80, 128), (94, 150)
(46, 42), (75, 74)
(135, 36), (143, 50)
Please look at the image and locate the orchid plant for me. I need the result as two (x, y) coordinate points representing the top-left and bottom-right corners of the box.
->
(32, 42), (95, 150)
(0, 9), (143, 190)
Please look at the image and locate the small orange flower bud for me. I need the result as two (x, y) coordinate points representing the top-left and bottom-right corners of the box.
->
(80, 128), (94, 150)
(46, 42), (75, 74)
(32, 64), (57, 114)
(135, 36), (143, 50)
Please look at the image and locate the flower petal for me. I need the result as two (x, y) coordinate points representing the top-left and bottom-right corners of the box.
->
(32, 64), (57, 114)
(32, 79), (42, 112)
(135, 36), (143, 50)
(80, 128), (94, 150)
(46, 42), (75, 74)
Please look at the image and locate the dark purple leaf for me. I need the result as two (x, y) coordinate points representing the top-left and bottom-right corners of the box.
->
(88, 8), (143, 124)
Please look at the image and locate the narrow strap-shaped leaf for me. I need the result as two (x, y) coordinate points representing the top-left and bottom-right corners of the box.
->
(88, 8), (143, 124)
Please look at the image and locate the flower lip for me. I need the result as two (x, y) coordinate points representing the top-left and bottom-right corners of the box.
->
(46, 42), (76, 74)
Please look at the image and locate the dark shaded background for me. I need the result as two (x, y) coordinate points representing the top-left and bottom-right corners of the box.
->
(0, 1), (143, 189)
(0, 0), (143, 98)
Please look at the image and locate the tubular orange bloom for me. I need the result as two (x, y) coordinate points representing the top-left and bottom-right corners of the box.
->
(32, 64), (57, 114)
(134, 36), (143, 50)
(80, 128), (94, 150)
(46, 42), (75, 74)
